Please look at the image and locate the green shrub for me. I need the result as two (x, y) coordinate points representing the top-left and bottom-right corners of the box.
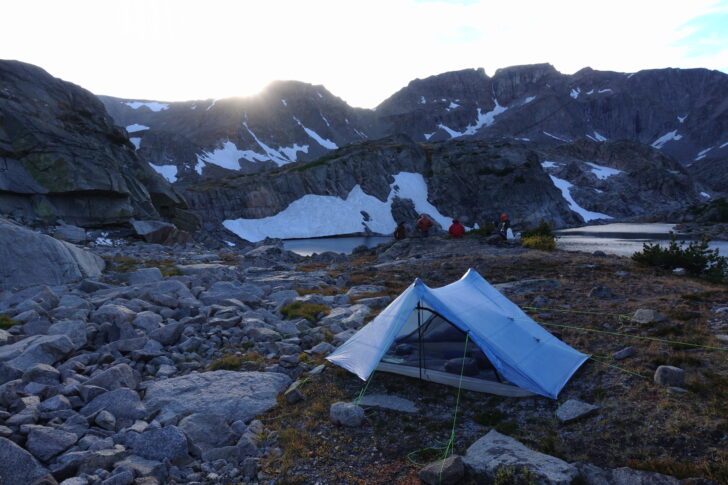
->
(632, 236), (727, 284)
(207, 354), (244, 371)
(0, 315), (19, 329)
(521, 220), (554, 238)
(494, 465), (537, 485)
(688, 197), (728, 223)
(280, 301), (330, 322)
(522, 235), (556, 251)
(466, 222), (495, 238)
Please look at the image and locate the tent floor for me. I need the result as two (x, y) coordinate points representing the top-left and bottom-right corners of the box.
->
(376, 362), (535, 397)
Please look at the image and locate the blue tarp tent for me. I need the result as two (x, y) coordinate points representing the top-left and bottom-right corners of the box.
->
(326, 269), (589, 399)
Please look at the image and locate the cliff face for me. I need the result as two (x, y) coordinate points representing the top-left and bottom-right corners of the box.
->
(0, 60), (188, 227)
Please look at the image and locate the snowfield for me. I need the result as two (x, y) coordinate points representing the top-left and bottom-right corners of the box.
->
(126, 124), (149, 133)
(223, 172), (452, 242)
(549, 175), (612, 222)
(149, 164), (178, 183)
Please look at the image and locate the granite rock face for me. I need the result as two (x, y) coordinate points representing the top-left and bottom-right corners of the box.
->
(0, 59), (188, 227)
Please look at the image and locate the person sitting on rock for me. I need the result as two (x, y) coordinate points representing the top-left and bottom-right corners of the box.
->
(498, 213), (510, 240)
(416, 214), (433, 237)
(394, 221), (406, 240)
(448, 219), (465, 238)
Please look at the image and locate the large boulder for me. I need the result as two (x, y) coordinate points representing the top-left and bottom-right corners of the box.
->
(463, 430), (578, 484)
(0, 437), (52, 484)
(80, 388), (147, 424)
(0, 219), (104, 291)
(143, 371), (290, 423)
(85, 363), (140, 391)
(131, 220), (190, 245)
(199, 281), (267, 306)
(0, 334), (75, 371)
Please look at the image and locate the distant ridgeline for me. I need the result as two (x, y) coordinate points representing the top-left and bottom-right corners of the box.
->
(1, 58), (725, 237)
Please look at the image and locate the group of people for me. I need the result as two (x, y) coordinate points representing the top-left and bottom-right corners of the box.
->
(394, 213), (510, 240)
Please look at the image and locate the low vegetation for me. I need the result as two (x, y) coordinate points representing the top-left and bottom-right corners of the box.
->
(280, 301), (330, 322)
(0, 315), (19, 329)
(688, 197), (728, 223)
(521, 220), (556, 251)
(632, 236), (727, 283)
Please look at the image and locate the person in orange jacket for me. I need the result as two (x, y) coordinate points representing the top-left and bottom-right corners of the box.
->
(416, 214), (433, 237)
(448, 219), (465, 238)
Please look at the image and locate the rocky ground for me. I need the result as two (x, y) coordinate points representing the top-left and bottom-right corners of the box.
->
(0, 234), (726, 484)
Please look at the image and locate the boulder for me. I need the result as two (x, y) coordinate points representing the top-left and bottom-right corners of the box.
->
(80, 388), (147, 423)
(0, 436), (51, 484)
(130, 426), (189, 462)
(53, 224), (87, 244)
(357, 394), (419, 413)
(632, 309), (667, 324)
(85, 364), (140, 391)
(143, 371), (290, 423)
(178, 413), (234, 453)
(613, 346), (635, 360)
(345, 285), (387, 299)
(463, 430), (578, 484)
(0, 334), (75, 371)
(0, 218), (105, 291)
(27, 426), (79, 462)
(418, 455), (465, 485)
(654, 366), (685, 387)
(113, 455), (168, 483)
(48, 320), (87, 349)
(149, 322), (184, 346)
(128, 268), (163, 285)
(555, 399), (599, 423)
(330, 401), (364, 427)
(199, 281), (266, 306)
(131, 220), (189, 245)
(22, 363), (61, 385)
(319, 304), (371, 329)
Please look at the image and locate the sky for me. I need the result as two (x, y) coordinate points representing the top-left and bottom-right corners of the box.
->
(2, 0), (727, 108)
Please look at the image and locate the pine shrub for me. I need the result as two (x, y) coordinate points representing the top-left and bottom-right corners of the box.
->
(632, 236), (727, 284)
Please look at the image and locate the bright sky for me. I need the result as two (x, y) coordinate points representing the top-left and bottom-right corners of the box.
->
(2, 0), (727, 108)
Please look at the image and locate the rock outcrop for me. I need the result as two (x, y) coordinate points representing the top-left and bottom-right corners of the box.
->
(0, 60), (189, 227)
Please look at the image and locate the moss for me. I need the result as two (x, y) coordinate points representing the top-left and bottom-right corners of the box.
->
(280, 301), (330, 322)
(0, 315), (19, 329)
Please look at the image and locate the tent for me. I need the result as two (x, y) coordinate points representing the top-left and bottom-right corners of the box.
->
(326, 269), (589, 399)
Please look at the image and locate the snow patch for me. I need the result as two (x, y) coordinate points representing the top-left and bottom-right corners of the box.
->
(293, 117), (338, 149)
(515, 137), (530, 141)
(244, 123), (309, 165)
(585, 162), (623, 179)
(543, 131), (571, 143)
(317, 92), (323, 98)
(224, 240), (236, 247)
(586, 89), (594, 95)
(223, 172), (452, 242)
(320, 113), (331, 127)
(651, 130), (683, 149)
(677, 115), (687, 123)
(523, 96), (536, 104)
(419, 96), (426, 104)
(446, 101), (460, 111)
(570, 88), (580, 99)
(439, 98), (508, 139)
(694, 147), (712, 161)
(719, 141), (728, 149)
(424, 132), (435, 141)
(701, 192), (711, 198)
(95, 232), (113, 246)
(353, 129), (368, 139)
(585, 131), (607, 142)
(549, 175), (612, 222)
(281, 99), (287, 107)
(627, 73), (635, 79)
(206, 99), (219, 111)
(129, 137), (141, 150)
(541, 161), (559, 169)
(598, 89), (613, 93)
(198, 140), (263, 170)
(149, 164), (178, 183)
(126, 124), (149, 133)
(124, 101), (169, 112)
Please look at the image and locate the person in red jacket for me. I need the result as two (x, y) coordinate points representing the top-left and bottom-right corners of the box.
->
(416, 214), (433, 237)
(448, 219), (465, 238)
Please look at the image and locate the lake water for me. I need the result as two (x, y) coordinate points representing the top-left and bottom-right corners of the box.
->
(282, 223), (728, 258)
(555, 223), (728, 257)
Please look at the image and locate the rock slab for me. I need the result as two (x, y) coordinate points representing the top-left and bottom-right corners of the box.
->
(143, 371), (291, 423)
(463, 429), (578, 484)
